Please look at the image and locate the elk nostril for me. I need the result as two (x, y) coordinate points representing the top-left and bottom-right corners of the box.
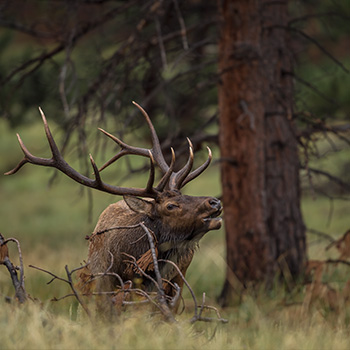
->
(209, 198), (221, 209)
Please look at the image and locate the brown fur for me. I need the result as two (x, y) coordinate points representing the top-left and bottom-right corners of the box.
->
(81, 190), (222, 316)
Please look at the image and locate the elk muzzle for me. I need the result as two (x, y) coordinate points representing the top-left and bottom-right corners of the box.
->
(201, 197), (223, 231)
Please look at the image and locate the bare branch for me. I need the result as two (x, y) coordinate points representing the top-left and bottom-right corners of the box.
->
(285, 71), (338, 107)
(0, 234), (27, 303)
(289, 12), (350, 26)
(155, 17), (167, 70)
(168, 282), (181, 310)
(172, 0), (189, 50)
(1, 2), (139, 85)
(0, 19), (54, 38)
(308, 167), (350, 192)
(158, 258), (198, 315)
(29, 264), (91, 318)
(307, 228), (335, 244)
(158, 259), (228, 324)
(192, 292), (228, 324)
(122, 253), (161, 293)
(267, 25), (349, 73)
(118, 222), (176, 322)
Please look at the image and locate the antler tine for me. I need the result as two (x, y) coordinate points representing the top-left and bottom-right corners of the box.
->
(98, 128), (149, 172)
(97, 102), (170, 175)
(181, 146), (212, 188)
(91, 151), (156, 197)
(4, 108), (58, 176)
(38, 107), (61, 158)
(145, 151), (156, 193)
(97, 149), (128, 173)
(156, 148), (176, 191)
(4, 156), (28, 175)
(98, 128), (129, 149)
(89, 154), (103, 186)
(131, 101), (169, 172)
(5, 108), (159, 199)
(4, 134), (34, 175)
(91, 143), (157, 197)
(171, 138), (194, 190)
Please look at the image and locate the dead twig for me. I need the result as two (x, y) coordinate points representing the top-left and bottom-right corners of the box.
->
(159, 258), (198, 314)
(172, 0), (189, 50)
(94, 223), (142, 236)
(193, 293), (228, 324)
(158, 259), (228, 324)
(122, 252), (176, 322)
(140, 222), (177, 322)
(307, 228), (335, 244)
(29, 263), (91, 318)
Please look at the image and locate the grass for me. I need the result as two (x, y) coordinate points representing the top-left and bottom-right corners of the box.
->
(1, 294), (350, 350)
(1, 118), (350, 349)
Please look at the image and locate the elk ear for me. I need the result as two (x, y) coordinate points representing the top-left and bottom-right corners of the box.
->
(123, 195), (155, 217)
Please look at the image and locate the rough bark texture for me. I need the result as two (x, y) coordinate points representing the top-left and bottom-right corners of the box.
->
(218, 0), (306, 304)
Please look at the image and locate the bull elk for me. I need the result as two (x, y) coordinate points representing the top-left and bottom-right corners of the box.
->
(5, 102), (222, 316)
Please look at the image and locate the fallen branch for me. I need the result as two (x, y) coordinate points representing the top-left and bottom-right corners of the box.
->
(158, 259), (228, 324)
(193, 293), (228, 324)
(122, 252), (176, 322)
(0, 233), (27, 303)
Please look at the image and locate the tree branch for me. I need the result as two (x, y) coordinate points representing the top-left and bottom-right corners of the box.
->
(29, 263), (91, 318)
(267, 25), (349, 73)
(0, 233), (27, 303)
(307, 167), (350, 192)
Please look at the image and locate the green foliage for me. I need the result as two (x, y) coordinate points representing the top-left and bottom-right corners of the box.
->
(0, 34), (61, 127)
(290, 0), (350, 121)
(300, 0), (350, 39)
(300, 131), (350, 198)
(0, 1), (219, 146)
(295, 59), (350, 119)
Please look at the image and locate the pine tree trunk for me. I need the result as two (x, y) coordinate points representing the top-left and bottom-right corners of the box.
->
(218, 0), (306, 305)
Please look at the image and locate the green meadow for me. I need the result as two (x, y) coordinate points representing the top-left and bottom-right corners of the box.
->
(1, 118), (349, 350)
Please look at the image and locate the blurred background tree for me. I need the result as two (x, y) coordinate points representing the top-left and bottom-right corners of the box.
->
(0, 0), (349, 306)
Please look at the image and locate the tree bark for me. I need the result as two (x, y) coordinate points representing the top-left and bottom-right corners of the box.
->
(218, 0), (306, 305)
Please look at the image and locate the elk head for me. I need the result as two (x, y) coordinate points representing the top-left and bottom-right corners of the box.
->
(123, 190), (222, 245)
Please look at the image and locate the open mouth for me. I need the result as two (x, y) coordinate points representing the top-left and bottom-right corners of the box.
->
(203, 208), (223, 223)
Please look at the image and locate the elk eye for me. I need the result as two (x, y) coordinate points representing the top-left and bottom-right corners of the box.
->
(166, 204), (178, 211)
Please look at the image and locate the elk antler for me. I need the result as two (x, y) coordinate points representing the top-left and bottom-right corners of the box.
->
(5, 102), (212, 196)
(5, 107), (160, 198)
(99, 101), (212, 190)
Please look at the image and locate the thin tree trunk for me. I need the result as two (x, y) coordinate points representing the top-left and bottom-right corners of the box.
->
(218, 0), (306, 305)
